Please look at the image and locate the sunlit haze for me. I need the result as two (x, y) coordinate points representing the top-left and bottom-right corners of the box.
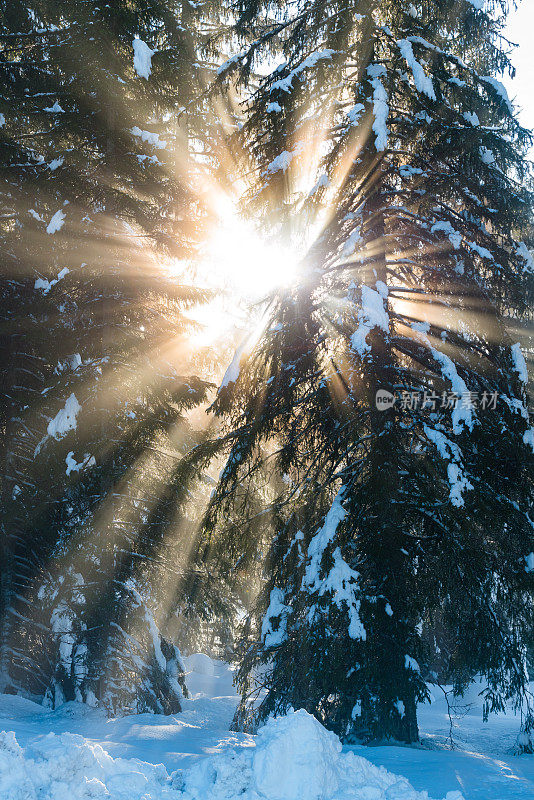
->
(204, 207), (300, 298)
(181, 196), (303, 347)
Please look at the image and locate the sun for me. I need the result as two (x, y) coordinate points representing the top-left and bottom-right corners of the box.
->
(179, 198), (302, 348)
(203, 199), (300, 299)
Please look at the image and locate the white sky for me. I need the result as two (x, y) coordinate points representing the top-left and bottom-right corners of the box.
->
(504, 3), (534, 137)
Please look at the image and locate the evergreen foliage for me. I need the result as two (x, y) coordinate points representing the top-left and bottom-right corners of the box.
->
(204, 0), (534, 745)
(0, 0), (215, 710)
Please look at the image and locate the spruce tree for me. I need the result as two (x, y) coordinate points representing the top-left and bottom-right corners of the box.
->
(204, 0), (534, 745)
(0, 0), (215, 710)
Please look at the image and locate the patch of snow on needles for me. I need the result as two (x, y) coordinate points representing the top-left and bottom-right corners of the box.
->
(0, 710), (464, 800)
(368, 66), (389, 151)
(219, 338), (248, 389)
(34, 393), (82, 455)
(133, 37), (156, 79)
(511, 343), (528, 384)
(397, 39), (436, 100)
(48, 393), (81, 440)
(46, 209), (66, 234)
(34, 266), (69, 294)
(351, 284), (390, 357)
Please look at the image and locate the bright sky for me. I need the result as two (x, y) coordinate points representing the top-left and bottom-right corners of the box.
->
(504, 3), (534, 139)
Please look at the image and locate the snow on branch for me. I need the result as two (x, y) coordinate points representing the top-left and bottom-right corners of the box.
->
(261, 587), (289, 647)
(511, 343), (528, 385)
(270, 49), (336, 95)
(65, 451), (96, 476)
(397, 39), (436, 100)
(515, 242), (534, 274)
(34, 266), (69, 294)
(367, 65), (389, 151)
(424, 425), (473, 507)
(35, 393), (81, 455)
(480, 75), (513, 114)
(46, 209), (65, 234)
(133, 37), (156, 80)
(131, 126), (167, 149)
(351, 283), (390, 357)
(431, 349), (474, 433)
(219, 337), (248, 390)
(302, 490), (366, 641)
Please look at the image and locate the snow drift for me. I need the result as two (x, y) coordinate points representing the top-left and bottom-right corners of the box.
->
(184, 652), (216, 676)
(0, 708), (463, 800)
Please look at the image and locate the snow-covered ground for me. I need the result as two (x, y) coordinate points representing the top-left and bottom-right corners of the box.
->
(0, 656), (532, 799)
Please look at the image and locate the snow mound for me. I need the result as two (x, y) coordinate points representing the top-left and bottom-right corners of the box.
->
(248, 710), (463, 800)
(184, 653), (215, 676)
(252, 711), (341, 800)
(181, 710), (464, 800)
(0, 710), (464, 800)
(0, 729), (174, 800)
